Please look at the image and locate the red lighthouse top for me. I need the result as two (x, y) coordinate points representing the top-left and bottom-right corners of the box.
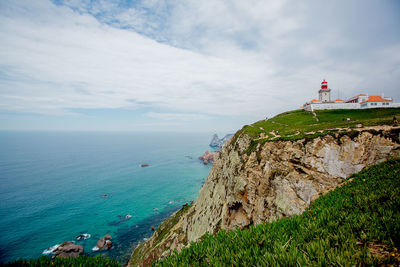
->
(321, 79), (328, 90)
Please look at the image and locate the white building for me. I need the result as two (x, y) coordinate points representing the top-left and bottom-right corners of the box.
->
(303, 80), (400, 111)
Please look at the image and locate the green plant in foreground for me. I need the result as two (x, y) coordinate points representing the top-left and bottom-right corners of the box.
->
(156, 159), (400, 266)
(1, 255), (120, 267)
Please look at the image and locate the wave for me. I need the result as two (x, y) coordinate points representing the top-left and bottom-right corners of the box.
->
(76, 233), (91, 240)
(42, 244), (60, 255)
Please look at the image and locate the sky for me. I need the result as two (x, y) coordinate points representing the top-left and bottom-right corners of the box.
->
(0, 0), (399, 132)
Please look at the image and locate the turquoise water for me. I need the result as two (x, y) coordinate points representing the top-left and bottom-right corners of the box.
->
(0, 132), (212, 264)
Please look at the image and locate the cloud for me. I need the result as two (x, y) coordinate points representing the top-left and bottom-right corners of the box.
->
(146, 112), (209, 121)
(0, 0), (274, 117)
(0, 0), (399, 131)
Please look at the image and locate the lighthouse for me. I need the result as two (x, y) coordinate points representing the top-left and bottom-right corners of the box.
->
(318, 79), (331, 102)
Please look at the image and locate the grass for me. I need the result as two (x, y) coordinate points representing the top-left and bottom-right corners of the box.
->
(155, 159), (400, 266)
(129, 204), (192, 266)
(232, 108), (400, 155)
(1, 255), (120, 267)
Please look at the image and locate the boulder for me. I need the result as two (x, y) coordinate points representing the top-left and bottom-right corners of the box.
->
(198, 151), (219, 164)
(106, 240), (112, 248)
(96, 238), (106, 249)
(104, 234), (112, 240)
(53, 242), (83, 258)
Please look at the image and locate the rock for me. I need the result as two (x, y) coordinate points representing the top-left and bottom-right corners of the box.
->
(53, 242), (83, 259)
(209, 134), (234, 149)
(141, 164), (149, 167)
(151, 226), (155, 231)
(96, 238), (106, 249)
(104, 234), (112, 240)
(106, 240), (112, 249)
(209, 134), (222, 148)
(58, 241), (74, 247)
(221, 134), (234, 145)
(198, 151), (219, 164)
(130, 126), (400, 266)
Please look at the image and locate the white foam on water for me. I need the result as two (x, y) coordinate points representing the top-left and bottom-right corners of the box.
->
(42, 244), (60, 255)
(92, 246), (100, 252)
(125, 214), (132, 219)
(76, 233), (91, 240)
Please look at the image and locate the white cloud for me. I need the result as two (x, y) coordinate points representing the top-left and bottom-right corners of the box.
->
(146, 112), (209, 121)
(0, 0), (399, 132)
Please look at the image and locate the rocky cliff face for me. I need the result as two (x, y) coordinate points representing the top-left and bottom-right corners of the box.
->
(129, 127), (400, 266)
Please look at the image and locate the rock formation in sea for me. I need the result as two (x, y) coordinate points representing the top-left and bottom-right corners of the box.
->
(198, 151), (219, 164)
(209, 134), (233, 149)
(129, 126), (400, 266)
(53, 241), (83, 258)
(94, 235), (113, 251)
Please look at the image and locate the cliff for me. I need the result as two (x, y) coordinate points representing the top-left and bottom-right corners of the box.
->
(129, 109), (400, 266)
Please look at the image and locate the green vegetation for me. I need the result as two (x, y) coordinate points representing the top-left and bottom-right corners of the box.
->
(156, 159), (400, 266)
(130, 204), (192, 266)
(1, 255), (119, 267)
(154, 204), (191, 246)
(233, 108), (400, 155)
(235, 107), (400, 144)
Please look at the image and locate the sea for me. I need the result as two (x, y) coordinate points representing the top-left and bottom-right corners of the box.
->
(0, 131), (214, 264)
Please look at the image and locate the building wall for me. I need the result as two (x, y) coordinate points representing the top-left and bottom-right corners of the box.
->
(318, 89), (331, 102)
(304, 103), (359, 111)
(360, 102), (400, 109)
(304, 102), (400, 111)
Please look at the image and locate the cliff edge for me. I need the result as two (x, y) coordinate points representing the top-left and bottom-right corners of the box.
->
(129, 108), (400, 266)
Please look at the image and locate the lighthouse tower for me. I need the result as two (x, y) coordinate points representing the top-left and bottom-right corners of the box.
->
(318, 79), (331, 102)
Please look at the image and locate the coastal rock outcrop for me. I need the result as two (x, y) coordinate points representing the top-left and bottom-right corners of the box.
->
(97, 238), (106, 249)
(129, 127), (400, 266)
(198, 151), (219, 164)
(53, 241), (83, 259)
(209, 133), (234, 148)
(209, 134), (222, 147)
(93, 235), (113, 251)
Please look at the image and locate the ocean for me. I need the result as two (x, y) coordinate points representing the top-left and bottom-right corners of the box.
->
(0, 131), (213, 264)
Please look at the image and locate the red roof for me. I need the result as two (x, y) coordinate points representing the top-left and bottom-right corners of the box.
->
(311, 99), (319, 102)
(360, 95), (392, 103)
(334, 99), (344, 102)
(321, 80), (327, 84)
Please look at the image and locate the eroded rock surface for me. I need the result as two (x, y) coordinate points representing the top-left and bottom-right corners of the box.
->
(129, 128), (400, 266)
